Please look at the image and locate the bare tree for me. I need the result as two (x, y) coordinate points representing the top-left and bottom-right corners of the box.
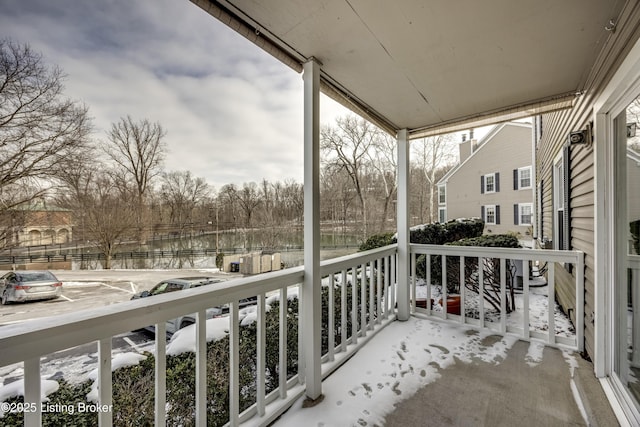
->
(160, 171), (211, 236)
(0, 39), (92, 247)
(236, 182), (261, 229)
(321, 114), (380, 237)
(366, 131), (397, 232)
(103, 115), (165, 243)
(412, 134), (457, 223)
(85, 173), (137, 268)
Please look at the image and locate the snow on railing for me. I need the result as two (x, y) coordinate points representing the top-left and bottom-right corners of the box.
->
(0, 244), (398, 427)
(410, 244), (584, 351)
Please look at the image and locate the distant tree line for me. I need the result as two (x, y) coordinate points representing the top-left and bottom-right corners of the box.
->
(0, 39), (459, 267)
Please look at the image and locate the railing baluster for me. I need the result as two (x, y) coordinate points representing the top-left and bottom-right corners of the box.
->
(361, 262), (367, 337)
(369, 262), (374, 331)
(230, 302), (239, 427)
(523, 261), (530, 340)
(257, 293), (266, 415)
(328, 275), (335, 361)
(500, 258), (507, 333)
(376, 258), (382, 324)
(411, 252), (416, 313)
(548, 263), (556, 345)
(155, 322), (167, 427)
(341, 270), (348, 350)
(352, 267), (358, 344)
(460, 256), (465, 323)
(479, 257), (484, 329)
(576, 253), (585, 352)
(442, 255), (447, 319)
(196, 310), (207, 427)
(279, 287), (287, 399)
(384, 257), (390, 317)
(24, 357), (41, 427)
(426, 253), (432, 315)
(98, 338), (113, 427)
(391, 255), (396, 313)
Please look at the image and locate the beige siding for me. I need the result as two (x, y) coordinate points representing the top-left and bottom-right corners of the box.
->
(535, 2), (640, 358)
(443, 123), (533, 237)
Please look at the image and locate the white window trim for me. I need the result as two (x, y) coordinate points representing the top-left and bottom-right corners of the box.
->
(438, 184), (446, 205)
(484, 173), (496, 193)
(438, 207), (446, 223)
(594, 35), (640, 394)
(553, 152), (565, 250)
(485, 204), (496, 225)
(518, 166), (532, 189)
(518, 202), (533, 226)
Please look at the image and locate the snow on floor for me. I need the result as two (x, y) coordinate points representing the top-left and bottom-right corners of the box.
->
(276, 317), (522, 427)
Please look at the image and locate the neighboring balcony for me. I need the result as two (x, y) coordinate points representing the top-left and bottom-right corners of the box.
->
(0, 244), (585, 426)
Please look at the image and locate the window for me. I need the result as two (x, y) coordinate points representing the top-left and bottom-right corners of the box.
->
(514, 166), (532, 190)
(438, 207), (446, 223)
(481, 205), (500, 225)
(514, 203), (533, 226)
(553, 147), (570, 250)
(481, 172), (500, 193)
(438, 185), (446, 205)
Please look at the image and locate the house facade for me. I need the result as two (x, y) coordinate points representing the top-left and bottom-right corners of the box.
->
(437, 122), (533, 242)
(2, 204), (73, 248)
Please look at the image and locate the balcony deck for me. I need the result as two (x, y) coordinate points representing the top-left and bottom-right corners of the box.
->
(273, 316), (618, 427)
(0, 244), (611, 426)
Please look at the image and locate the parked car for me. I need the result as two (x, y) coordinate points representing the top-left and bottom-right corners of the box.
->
(131, 276), (256, 335)
(0, 270), (63, 305)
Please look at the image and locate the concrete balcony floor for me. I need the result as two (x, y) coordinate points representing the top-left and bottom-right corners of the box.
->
(274, 317), (618, 427)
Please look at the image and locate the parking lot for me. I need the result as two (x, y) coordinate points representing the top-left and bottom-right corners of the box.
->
(0, 268), (235, 326)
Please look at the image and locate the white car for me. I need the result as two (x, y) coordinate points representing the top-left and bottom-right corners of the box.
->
(0, 270), (63, 304)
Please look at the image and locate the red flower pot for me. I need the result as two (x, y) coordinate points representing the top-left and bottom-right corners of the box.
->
(439, 295), (461, 315)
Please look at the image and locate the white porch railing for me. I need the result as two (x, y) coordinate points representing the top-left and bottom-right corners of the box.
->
(0, 244), (398, 427)
(410, 244), (585, 351)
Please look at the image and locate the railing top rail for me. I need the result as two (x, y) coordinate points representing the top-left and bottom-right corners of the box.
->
(0, 266), (304, 367)
(410, 243), (583, 264)
(319, 244), (397, 275)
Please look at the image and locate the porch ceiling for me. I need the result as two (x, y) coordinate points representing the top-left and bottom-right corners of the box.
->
(194, 0), (624, 137)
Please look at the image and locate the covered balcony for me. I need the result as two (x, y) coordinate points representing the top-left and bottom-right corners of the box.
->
(0, 243), (596, 426)
(1, 0), (635, 425)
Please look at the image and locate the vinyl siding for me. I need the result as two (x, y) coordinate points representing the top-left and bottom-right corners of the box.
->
(442, 123), (533, 236)
(535, 2), (640, 358)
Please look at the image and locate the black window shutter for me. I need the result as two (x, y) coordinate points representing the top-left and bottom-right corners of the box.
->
(514, 204), (519, 225)
(480, 176), (485, 194)
(481, 205), (485, 222)
(513, 169), (519, 190)
(495, 173), (500, 192)
(496, 205), (501, 224)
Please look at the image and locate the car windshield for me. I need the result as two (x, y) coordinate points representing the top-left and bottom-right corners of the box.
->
(18, 272), (56, 282)
(149, 282), (184, 295)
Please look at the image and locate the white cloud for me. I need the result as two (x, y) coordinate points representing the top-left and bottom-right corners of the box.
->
(0, 0), (349, 189)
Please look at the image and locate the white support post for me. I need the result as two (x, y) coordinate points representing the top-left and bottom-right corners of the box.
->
(24, 357), (41, 427)
(155, 322), (167, 427)
(397, 129), (410, 321)
(98, 338), (113, 427)
(302, 57), (322, 401)
(196, 310), (207, 427)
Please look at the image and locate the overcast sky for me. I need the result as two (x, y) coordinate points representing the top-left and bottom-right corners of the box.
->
(0, 0), (351, 190)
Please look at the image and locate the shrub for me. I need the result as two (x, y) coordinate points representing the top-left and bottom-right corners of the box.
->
(359, 232), (395, 251)
(413, 218), (485, 288)
(631, 220), (640, 255)
(448, 234), (521, 313)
